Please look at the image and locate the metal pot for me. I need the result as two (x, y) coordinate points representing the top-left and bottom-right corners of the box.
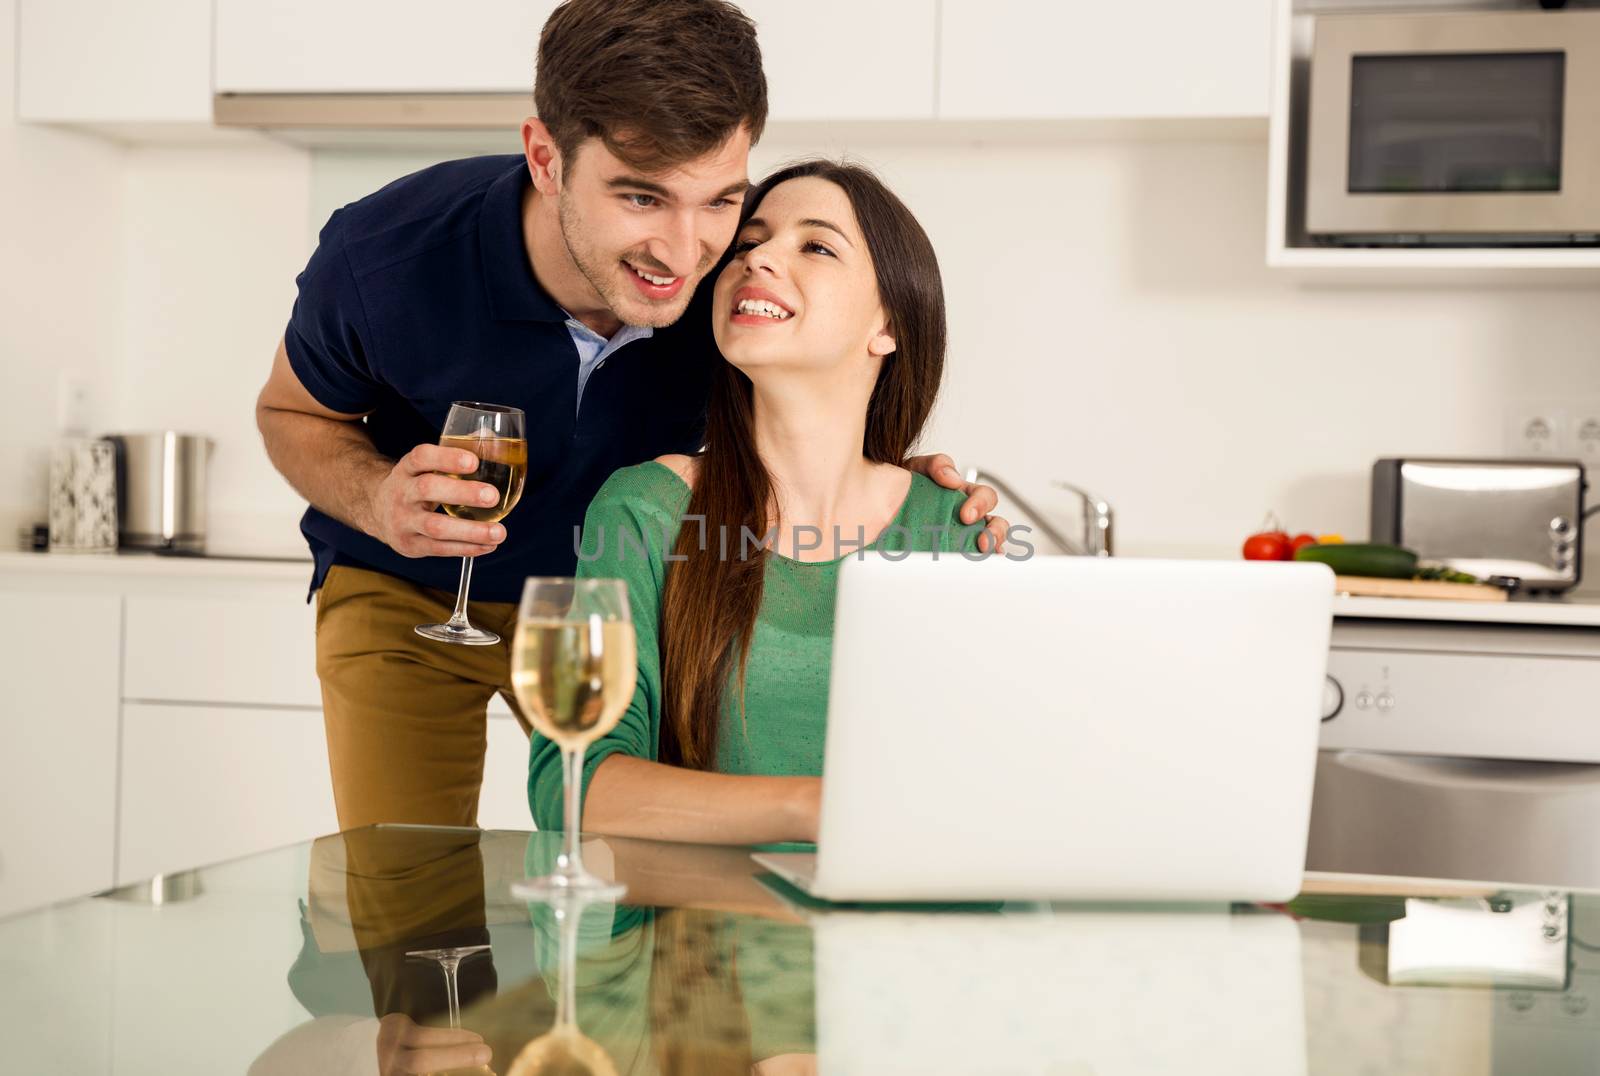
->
(107, 432), (215, 553)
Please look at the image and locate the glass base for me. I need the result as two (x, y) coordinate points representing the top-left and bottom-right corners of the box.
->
(414, 622), (500, 646)
(511, 872), (626, 903)
(404, 943), (492, 965)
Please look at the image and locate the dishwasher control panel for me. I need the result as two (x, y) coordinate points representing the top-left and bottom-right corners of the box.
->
(1321, 619), (1600, 764)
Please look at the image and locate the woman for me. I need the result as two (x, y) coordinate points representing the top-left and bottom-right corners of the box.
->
(529, 160), (978, 845)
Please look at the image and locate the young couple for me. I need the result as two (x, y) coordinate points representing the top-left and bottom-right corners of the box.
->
(257, 0), (1007, 844)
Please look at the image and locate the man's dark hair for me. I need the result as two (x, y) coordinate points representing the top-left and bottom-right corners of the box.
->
(534, 0), (768, 173)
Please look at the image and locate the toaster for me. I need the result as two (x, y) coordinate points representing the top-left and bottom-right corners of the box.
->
(1370, 458), (1587, 593)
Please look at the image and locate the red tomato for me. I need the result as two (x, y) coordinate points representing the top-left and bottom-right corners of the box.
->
(1289, 533), (1317, 557)
(1243, 532), (1290, 561)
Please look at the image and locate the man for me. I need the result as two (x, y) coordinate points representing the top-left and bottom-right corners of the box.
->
(256, 0), (1004, 832)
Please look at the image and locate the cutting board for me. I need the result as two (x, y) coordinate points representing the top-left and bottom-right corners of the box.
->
(1333, 575), (1509, 602)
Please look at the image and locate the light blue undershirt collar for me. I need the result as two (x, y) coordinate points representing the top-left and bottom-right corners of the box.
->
(561, 312), (654, 416)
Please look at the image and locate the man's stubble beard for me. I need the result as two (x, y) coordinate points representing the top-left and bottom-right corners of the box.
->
(556, 187), (702, 330)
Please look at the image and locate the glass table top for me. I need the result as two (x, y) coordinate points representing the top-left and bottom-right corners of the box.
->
(2, 824), (1598, 1074)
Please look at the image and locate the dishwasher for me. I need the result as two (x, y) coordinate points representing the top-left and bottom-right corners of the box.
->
(1308, 596), (1600, 890)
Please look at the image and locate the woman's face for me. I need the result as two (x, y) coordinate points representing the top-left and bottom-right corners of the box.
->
(711, 176), (896, 375)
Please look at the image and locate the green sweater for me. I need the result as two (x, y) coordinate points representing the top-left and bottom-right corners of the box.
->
(527, 460), (978, 829)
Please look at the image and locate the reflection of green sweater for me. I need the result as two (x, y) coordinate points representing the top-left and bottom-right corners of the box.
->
(527, 461), (978, 828)
(529, 903), (818, 1071)
(517, 835), (815, 1070)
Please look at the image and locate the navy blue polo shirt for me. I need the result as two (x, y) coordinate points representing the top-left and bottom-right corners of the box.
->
(283, 154), (717, 603)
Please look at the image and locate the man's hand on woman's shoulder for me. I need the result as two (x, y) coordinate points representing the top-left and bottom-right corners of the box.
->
(906, 453), (1009, 554)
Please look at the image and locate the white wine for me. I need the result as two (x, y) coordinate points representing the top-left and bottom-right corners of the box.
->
(512, 618), (637, 748)
(440, 434), (528, 524)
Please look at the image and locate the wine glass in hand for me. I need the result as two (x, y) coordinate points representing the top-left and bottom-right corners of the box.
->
(415, 402), (527, 646)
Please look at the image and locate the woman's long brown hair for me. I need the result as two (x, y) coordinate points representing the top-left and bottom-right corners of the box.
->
(657, 160), (947, 770)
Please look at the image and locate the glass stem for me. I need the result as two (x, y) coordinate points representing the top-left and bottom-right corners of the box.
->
(447, 555), (474, 628)
(440, 955), (463, 1029)
(555, 899), (579, 1030)
(560, 744), (586, 878)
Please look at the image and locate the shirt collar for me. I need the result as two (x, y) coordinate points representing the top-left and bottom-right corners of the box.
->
(561, 310), (655, 351)
(478, 160), (566, 323)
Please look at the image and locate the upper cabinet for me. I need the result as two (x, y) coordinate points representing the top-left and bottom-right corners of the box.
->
(213, 0), (560, 94)
(212, 0), (935, 121)
(20, 0), (1264, 134)
(743, 1), (937, 121)
(17, 0), (213, 124)
(938, 0), (1273, 120)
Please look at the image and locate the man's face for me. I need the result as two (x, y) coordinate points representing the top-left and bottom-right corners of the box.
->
(554, 127), (752, 329)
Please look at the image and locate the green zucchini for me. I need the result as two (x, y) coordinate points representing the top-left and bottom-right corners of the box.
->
(1293, 543), (1419, 579)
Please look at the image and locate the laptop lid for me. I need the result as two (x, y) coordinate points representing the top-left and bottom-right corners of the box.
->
(813, 555), (1334, 902)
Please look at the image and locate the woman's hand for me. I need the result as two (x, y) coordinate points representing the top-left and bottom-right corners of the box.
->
(906, 453), (1009, 554)
(585, 757), (824, 846)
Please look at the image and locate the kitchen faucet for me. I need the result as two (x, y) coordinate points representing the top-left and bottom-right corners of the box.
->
(964, 468), (1114, 557)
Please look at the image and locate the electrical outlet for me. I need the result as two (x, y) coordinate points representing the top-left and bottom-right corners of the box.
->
(1569, 396), (1600, 468)
(55, 371), (92, 437)
(1505, 400), (1569, 458)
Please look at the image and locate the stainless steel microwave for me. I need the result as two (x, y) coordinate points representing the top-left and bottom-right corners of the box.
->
(1306, 9), (1600, 246)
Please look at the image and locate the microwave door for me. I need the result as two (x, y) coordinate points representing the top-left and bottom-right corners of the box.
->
(1305, 9), (1600, 242)
(1346, 53), (1564, 199)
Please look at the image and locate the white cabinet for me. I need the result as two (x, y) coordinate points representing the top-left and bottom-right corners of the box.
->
(0, 555), (539, 912)
(0, 592), (120, 918)
(480, 714), (534, 830)
(25, 0), (1273, 135)
(117, 703), (336, 884)
(938, 0), (1273, 120)
(16, 0), (213, 124)
(214, 0), (562, 93)
(213, 0), (935, 120)
(744, 1), (936, 121)
(123, 593), (320, 708)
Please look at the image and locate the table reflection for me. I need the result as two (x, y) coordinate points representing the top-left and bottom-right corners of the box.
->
(234, 827), (1600, 1076)
(506, 891), (618, 1076)
(804, 903), (1303, 1074)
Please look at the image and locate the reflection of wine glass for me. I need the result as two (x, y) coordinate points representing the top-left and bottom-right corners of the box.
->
(510, 578), (635, 901)
(507, 893), (619, 1076)
(404, 943), (496, 1073)
(415, 401), (528, 646)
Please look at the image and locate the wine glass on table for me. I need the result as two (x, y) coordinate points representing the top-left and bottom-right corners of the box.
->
(415, 401), (527, 646)
(510, 578), (636, 901)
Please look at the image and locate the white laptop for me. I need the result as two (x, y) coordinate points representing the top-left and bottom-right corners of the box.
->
(753, 553), (1335, 903)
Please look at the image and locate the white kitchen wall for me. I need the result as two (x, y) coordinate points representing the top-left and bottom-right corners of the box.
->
(863, 134), (1600, 558)
(1, 0), (312, 556)
(0, 0), (123, 542)
(306, 134), (1600, 571)
(115, 143), (312, 556)
(6, 0), (1600, 570)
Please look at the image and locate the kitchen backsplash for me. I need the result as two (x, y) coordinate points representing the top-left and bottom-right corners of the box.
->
(10, 113), (1600, 571)
(311, 135), (1600, 571)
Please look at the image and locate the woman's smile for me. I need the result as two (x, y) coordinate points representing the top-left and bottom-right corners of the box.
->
(729, 285), (795, 326)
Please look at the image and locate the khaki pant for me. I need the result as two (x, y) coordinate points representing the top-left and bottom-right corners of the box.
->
(316, 564), (531, 830)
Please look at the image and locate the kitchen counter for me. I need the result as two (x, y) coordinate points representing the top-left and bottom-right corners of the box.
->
(1334, 591), (1600, 628)
(0, 549), (310, 583)
(16, 551), (1600, 625)
(4, 825), (1597, 1074)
